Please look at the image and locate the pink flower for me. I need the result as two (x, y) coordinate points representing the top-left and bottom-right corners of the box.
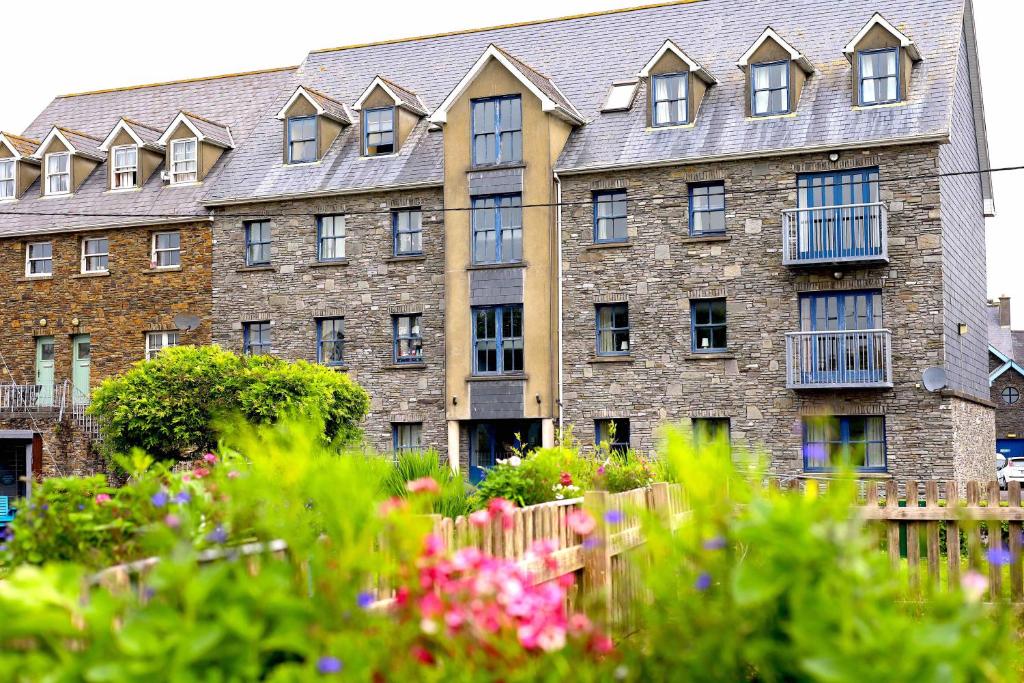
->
(94, 493), (111, 504)
(566, 509), (596, 536)
(569, 613), (592, 635)
(378, 497), (406, 517)
(192, 467), (210, 479)
(423, 534), (445, 557)
(559, 472), (573, 486)
(597, 465), (605, 475)
(202, 452), (217, 463)
(591, 634), (614, 654)
(961, 570), (988, 602)
(410, 645), (435, 666)
(227, 470), (240, 479)
(469, 509), (491, 527)
(181, 473), (192, 482)
(488, 498), (517, 530)
(407, 477), (441, 494)
(164, 513), (181, 529)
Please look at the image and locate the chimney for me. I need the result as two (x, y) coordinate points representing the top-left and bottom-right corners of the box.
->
(999, 295), (1012, 327)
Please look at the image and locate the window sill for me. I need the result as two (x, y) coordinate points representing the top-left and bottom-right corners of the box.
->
(584, 242), (633, 251)
(684, 352), (734, 361)
(385, 254), (427, 264)
(468, 162), (526, 172)
(308, 260), (350, 268)
(680, 235), (730, 244)
(71, 271), (111, 279)
(386, 362), (427, 370)
(236, 265), (277, 273)
(324, 364), (349, 372)
(465, 373), (528, 382)
(466, 261), (527, 271)
(589, 355), (634, 364)
(803, 471), (891, 480)
(142, 266), (182, 275)
(15, 275), (53, 283)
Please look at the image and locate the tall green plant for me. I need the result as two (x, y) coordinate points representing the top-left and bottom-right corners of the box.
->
(382, 450), (472, 518)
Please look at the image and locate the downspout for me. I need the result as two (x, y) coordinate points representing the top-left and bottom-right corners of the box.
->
(554, 172), (564, 443)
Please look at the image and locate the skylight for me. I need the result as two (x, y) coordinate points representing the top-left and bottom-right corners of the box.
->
(602, 80), (639, 112)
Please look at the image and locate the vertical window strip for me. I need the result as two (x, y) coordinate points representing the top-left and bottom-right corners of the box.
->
(472, 194), (522, 264)
(245, 220), (272, 266)
(317, 317), (345, 366)
(595, 418), (631, 453)
(393, 314), (423, 364)
(145, 331), (179, 360)
(393, 423), (423, 452)
(652, 73), (688, 126)
(151, 231), (181, 268)
(688, 182), (726, 236)
(751, 61), (790, 116)
(170, 139), (198, 183)
(859, 48), (899, 105)
(81, 237), (109, 273)
(46, 153), (70, 194)
(112, 145), (138, 189)
(26, 242), (52, 276)
(364, 107), (395, 155)
(393, 209), (423, 256)
(288, 116), (318, 163)
(317, 215), (346, 261)
(596, 303), (630, 356)
(802, 415), (886, 471)
(593, 190), (628, 243)
(243, 321), (271, 355)
(0, 159), (15, 199)
(691, 298), (727, 352)
(471, 96), (522, 165)
(472, 305), (523, 375)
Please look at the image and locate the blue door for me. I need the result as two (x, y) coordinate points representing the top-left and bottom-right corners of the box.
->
(998, 439), (1024, 459)
(799, 291), (883, 384)
(797, 168), (880, 260)
(468, 421), (543, 485)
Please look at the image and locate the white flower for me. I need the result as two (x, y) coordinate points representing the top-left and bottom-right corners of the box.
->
(420, 618), (439, 635)
(508, 455), (522, 467)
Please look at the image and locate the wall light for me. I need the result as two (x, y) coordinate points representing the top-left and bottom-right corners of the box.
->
(827, 152), (840, 162)
(957, 323), (969, 336)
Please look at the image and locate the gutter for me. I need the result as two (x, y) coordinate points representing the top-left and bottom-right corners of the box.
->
(203, 180), (444, 208)
(554, 172), (564, 442)
(0, 214), (211, 239)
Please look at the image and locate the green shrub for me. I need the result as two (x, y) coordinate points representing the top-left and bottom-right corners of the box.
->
(89, 345), (370, 460)
(471, 445), (595, 509)
(592, 453), (655, 493)
(382, 450), (473, 518)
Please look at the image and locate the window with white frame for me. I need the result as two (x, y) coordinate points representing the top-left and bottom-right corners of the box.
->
(145, 331), (179, 360)
(170, 139), (198, 184)
(151, 231), (181, 268)
(0, 159), (14, 199)
(81, 237), (109, 273)
(112, 145), (138, 189)
(317, 215), (346, 261)
(25, 242), (52, 276)
(45, 153), (70, 195)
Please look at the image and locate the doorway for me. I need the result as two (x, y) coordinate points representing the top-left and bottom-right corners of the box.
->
(72, 334), (91, 404)
(468, 420), (542, 484)
(34, 336), (55, 407)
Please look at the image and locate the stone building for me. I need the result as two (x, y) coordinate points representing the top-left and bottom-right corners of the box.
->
(987, 297), (1024, 458)
(0, 0), (997, 495)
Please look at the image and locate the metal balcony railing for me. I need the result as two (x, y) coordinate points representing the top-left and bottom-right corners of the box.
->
(785, 329), (893, 389)
(0, 383), (64, 413)
(782, 202), (888, 265)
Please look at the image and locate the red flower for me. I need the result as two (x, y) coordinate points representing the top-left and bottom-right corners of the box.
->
(406, 477), (441, 494)
(410, 645), (435, 666)
(559, 472), (573, 487)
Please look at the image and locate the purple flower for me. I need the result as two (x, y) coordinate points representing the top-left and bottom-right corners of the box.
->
(40, 504), (49, 512)
(174, 491), (191, 505)
(164, 514), (181, 529)
(317, 656), (343, 674)
(151, 491), (169, 508)
(694, 572), (712, 591)
(604, 510), (625, 525)
(206, 525), (228, 544)
(987, 546), (1013, 566)
(0, 544), (7, 552)
(357, 592), (375, 609)
(77, 504), (85, 511)
(582, 537), (602, 550)
(703, 536), (727, 551)
(0, 527), (12, 541)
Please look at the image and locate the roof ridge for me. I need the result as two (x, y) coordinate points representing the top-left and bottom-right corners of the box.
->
(309, 0), (702, 54)
(58, 65), (297, 99)
(56, 126), (103, 142)
(180, 111), (230, 128)
(490, 44), (555, 82)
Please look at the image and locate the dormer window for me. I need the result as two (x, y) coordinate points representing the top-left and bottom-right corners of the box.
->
(751, 61), (790, 116)
(652, 73), (688, 126)
(45, 152), (70, 195)
(472, 95), (522, 166)
(0, 159), (13, 199)
(170, 139), (197, 184)
(737, 28), (814, 119)
(637, 41), (717, 129)
(844, 14), (920, 108)
(363, 107), (395, 156)
(287, 116), (317, 163)
(112, 145), (138, 189)
(859, 49), (899, 106)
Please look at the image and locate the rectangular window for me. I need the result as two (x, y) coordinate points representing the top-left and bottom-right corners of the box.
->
(596, 418), (630, 454)
(693, 418), (730, 451)
(317, 215), (346, 261)
(112, 145), (138, 189)
(473, 305), (523, 375)
(170, 138), (198, 184)
(393, 423), (423, 452)
(145, 331), (179, 360)
(363, 107), (395, 156)
(81, 237), (109, 273)
(689, 182), (726, 236)
(751, 61), (790, 116)
(393, 314), (423, 364)
(393, 209), (423, 256)
(652, 73), (688, 126)
(803, 415), (886, 471)
(691, 298), (727, 352)
(317, 317), (345, 366)
(151, 231), (181, 268)
(596, 303), (630, 356)
(472, 194), (522, 264)
(859, 48), (899, 105)
(243, 321), (271, 356)
(288, 116), (317, 163)
(593, 190), (628, 243)
(245, 220), (271, 266)
(0, 159), (14, 199)
(25, 242), (52, 277)
(45, 152), (70, 195)
(472, 96), (522, 165)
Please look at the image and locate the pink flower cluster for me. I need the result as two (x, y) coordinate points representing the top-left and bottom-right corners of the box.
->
(468, 498), (517, 530)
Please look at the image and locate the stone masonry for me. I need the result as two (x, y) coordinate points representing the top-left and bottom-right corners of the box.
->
(992, 366), (1024, 440)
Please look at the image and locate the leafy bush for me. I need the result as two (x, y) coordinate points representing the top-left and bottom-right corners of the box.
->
(382, 450), (472, 518)
(471, 446), (596, 509)
(89, 345), (370, 460)
(592, 453), (655, 493)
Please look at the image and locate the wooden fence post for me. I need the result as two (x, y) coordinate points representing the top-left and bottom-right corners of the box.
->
(583, 489), (613, 626)
(650, 482), (671, 528)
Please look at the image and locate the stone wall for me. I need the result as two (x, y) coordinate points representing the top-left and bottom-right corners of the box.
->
(992, 366), (1024, 439)
(949, 396), (996, 482)
(0, 415), (103, 479)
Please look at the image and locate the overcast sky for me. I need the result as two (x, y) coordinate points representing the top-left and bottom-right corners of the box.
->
(4, 1), (1019, 322)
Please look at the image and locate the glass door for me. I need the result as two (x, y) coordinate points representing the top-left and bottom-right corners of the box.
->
(71, 334), (91, 405)
(34, 337), (55, 407)
(799, 292), (883, 384)
(797, 168), (880, 260)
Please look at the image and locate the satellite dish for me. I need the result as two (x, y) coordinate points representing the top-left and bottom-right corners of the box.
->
(922, 367), (947, 392)
(173, 314), (201, 332)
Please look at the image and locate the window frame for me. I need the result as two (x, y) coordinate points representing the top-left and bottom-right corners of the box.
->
(45, 152), (71, 195)
(151, 231), (181, 269)
(471, 193), (522, 265)
(317, 215), (346, 262)
(170, 138), (198, 184)
(651, 72), (689, 127)
(145, 331), (179, 360)
(25, 241), (53, 277)
(111, 144), (139, 189)
(0, 158), (15, 200)
(393, 313), (424, 364)
(595, 418), (631, 454)
(244, 220), (272, 266)
(595, 303), (631, 357)
(472, 304), (524, 376)
(287, 115), (318, 164)
(858, 47), (900, 106)
(688, 181), (726, 236)
(393, 422), (423, 453)
(750, 60), (791, 117)
(81, 236), (109, 274)
(802, 415), (887, 473)
(593, 190), (628, 244)
(471, 95), (523, 166)
(242, 321), (271, 356)
(316, 317), (345, 367)
(1002, 386), (1020, 406)
(693, 417), (731, 451)
(363, 107), (395, 156)
(392, 209), (423, 256)
(691, 298), (727, 353)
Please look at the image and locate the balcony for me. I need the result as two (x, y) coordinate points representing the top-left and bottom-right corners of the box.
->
(785, 329), (893, 389)
(782, 202), (888, 266)
(0, 383), (63, 414)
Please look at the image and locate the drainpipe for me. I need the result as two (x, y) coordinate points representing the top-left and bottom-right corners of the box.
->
(554, 172), (564, 443)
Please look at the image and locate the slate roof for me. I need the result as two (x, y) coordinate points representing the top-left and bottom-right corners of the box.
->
(177, 112), (235, 148)
(377, 78), (428, 116)
(988, 304), (1015, 360)
(122, 118), (166, 148)
(302, 86), (353, 123)
(51, 127), (106, 161)
(490, 45), (584, 122)
(0, 132), (40, 157)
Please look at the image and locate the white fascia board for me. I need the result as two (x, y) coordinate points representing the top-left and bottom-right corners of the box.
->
(98, 119), (145, 152)
(0, 133), (23, 160)
(275, 87), (326, 120)
(638, 40), (718, 84)
(156, 113), (205, 146)
(736, 27), (814, 74)
(843, 13), (921, 62)
(30, 126), (76, 160)
(353, 77), (401, 111)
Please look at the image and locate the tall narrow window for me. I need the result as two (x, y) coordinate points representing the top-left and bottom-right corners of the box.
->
(691, 298), (727, 352)
(593, 190), (628, 243)
(245, 221), (271, 266)
(317, 215), (346, 261)
(151, 231), (181, 268)
(145, 331), (179, 360)
(317, 317), (345, 366)
(170, 138), (198, 183)
(595, 418), (631, 454)
(472, 96), (522, 165)
(363, 107), (394, 156)
(0, 159), (14, 199)
(393, 314), (423, 364)
(693, 418), (730, 452)
(45, 152), (70, 195)
(393, 423), (423, 452)
(81, 237), (109, 273)
(287, 116), (317, 163)
(393, 209), (423, 256)
(473, 305), (523, 375)
(859, 48), (899, 105)
(112, 145), (138, 189)
(25, 242), (52, 276)
(803, 415), (886, 471)
(243, 321), (271, 356)
(689, 182), (726, 236)
(751, 61), (790, 116)
(472, 194), (522, 264)
(596, 303), (630, 356)
(652, 73), (688, 126)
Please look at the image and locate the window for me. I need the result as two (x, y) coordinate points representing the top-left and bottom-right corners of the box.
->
(751, 61), (790, 116)
(243, 321), (271, 356)
(652, 73), (688, 126)
(691, 299), (727, 352)
(1003, 387), (1020, 405)
(473, 305), (523, 375)
(472, 194), (522, 264)
(803, 415), (886, 471)
(602, 80), (639, 112)
(317, 215), (345, 261)
(112, 145), (138, 189)
(596, 303), (630, 356)
(363, 107), (394, 156)
(145, 331), (179, 360)
(81, 237), (109, 273)
(393, 314), (423, 364)
(859, 48), (899, 105)
(689, 182), (726, 236)
(288, 116), (317, 163)
(596, 418), (630, 454)
(693, 418), (730, 451)
(45, 152), (70, 195)
(393, 423), (423, 452)
(472, 96), (522, 165)
(25, 242), (52, 277)
(593, 190), (627, 243)
(393, 209), (423, 256)
(151, 231), (181, 268)
(0, 159), (14, 199)
(317, 318), (345, 366)
(170, 138), (198, 184)
(245, 220), (271, 266)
